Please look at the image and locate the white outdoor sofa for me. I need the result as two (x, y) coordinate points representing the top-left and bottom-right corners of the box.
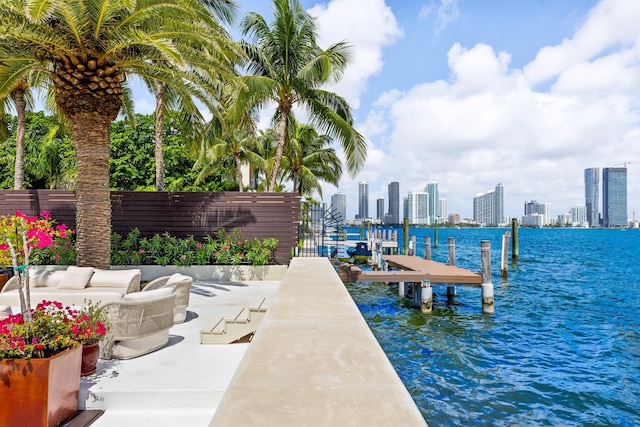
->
(0, 266), (141, 307)
(141, 273), (193, 323)
(99, 287), (176, 359)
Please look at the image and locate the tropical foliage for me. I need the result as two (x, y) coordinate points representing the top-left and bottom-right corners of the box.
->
(0, 299), (108, 359)
(0, 300), (79, 359)
(110, 228), (278, 266)
(234, 0), (366, 191)
(0, 211), (68, 320)
(0, 0), (241, 269)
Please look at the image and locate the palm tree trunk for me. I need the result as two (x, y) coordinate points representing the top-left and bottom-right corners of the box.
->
(72, 114), (112, 269)
(155, 80), (165, 191)
(268, 111), (289, 192)
(13, 87), (26, 190)
(235, 155), (244, 192)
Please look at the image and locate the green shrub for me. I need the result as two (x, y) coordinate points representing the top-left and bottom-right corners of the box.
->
(31, 232), (77, 265)
(33, 227), (279, 266)
(110, 228), (278, 266)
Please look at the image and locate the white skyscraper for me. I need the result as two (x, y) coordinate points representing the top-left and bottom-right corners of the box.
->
(425, 182), (439, 224)
(407, 192), (429, 224)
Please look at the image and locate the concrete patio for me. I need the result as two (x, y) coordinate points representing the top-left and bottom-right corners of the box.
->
(80, 279), (281, 426)
(79, 258), (427, 426)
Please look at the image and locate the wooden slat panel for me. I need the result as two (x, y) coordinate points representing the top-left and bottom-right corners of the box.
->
(0, 190), (300, 264)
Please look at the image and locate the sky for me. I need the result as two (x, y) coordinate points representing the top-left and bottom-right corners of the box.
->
(133, 0), (640, 222)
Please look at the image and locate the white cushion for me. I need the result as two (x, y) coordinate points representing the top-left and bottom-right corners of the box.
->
(29, 270), (67, 288)
(125, 287), (173, 302)
(166, 273), (185, 285)
(89, 269), (140, 289)
(111, 330), (170, 359)
(58, 266), (95, 290)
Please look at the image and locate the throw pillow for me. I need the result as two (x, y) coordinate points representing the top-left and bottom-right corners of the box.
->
(58, 266), (95, 290)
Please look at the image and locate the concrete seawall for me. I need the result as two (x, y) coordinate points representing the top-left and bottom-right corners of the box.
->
(210, 257), (427, 426)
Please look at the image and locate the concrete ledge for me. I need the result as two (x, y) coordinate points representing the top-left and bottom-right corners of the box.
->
(209, 258), (427, 426)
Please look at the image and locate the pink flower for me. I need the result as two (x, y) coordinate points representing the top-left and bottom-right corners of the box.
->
(196, 243), (202, 249)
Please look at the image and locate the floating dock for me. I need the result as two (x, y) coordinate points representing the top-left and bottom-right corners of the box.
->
(351, 255), (482, 286)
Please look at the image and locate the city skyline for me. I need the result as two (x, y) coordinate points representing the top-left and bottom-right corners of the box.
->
(127, 1), (640, 221)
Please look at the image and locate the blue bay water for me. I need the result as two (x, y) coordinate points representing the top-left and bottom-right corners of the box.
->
(344, 227), (640, 427)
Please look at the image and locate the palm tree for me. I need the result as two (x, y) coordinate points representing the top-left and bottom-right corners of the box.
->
(1, 78), (33, 190)
(142, 0), (238, 192)
(281, 121), (342, 197)
(0, 0), (240, 268)
(235, 0), (366, 192)
(26, 124), (75, 190)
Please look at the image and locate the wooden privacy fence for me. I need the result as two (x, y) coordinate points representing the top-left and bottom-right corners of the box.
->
(0, 190), (300, 264)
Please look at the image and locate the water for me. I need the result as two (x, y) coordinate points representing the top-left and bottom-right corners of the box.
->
(344, 227), (640, 426)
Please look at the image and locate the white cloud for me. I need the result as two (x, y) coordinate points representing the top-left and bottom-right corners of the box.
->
(524, 0), (640, 85)
(352, 2), (640, 219)
(308, 0), (403, 108)
(419, 0), (461, 33)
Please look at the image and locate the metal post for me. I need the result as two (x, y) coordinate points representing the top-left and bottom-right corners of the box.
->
(481, 240), (494, 314)
(409, 235), (416, 256)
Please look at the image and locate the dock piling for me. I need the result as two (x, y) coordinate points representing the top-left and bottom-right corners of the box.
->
(434, 220), (439, 248)
(424, 236), (431, 260)
(403, 218), (409, 255)
(447, 237), (457, 298)
(420, 280), (432, 314)
(501, 231), (510, 279)
(481, 240), (494, 314)
(511, 218), (519, 261)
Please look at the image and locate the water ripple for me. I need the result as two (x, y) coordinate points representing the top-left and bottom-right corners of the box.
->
(346, 228), (640, 427)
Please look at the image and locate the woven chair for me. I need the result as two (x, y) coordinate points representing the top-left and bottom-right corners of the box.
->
(141, 273), (193, 323)
(99, 288), (176, 360)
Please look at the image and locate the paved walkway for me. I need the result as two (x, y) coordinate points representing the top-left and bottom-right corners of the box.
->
(80, 279), (281, 427)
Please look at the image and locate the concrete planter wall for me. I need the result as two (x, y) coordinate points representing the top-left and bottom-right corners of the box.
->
(110, 265), (288, 282)
(30, 264), (288, 282)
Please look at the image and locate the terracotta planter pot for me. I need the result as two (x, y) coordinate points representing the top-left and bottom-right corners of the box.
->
(81, 343), (100, 376)
(0, 345), (82, 427)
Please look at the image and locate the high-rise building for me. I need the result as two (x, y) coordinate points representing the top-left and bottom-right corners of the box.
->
(425, 182), (439, 224)
(330, 192), (347, 223)
(376, 197), (385, 220)
(358, 181), (369, 220)
(388, 182), (400, 224)
(407, 192), (429, 224)
(603, 167), (627, 227)
(473, 183), (504, 225)
(570, 205), (587, 226)
(584, 168), (600, 227)
(524, 201), (551, 226)
(439, 198), (447, 222)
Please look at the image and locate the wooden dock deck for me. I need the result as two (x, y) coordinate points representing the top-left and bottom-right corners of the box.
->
(346, 255), (482, 286)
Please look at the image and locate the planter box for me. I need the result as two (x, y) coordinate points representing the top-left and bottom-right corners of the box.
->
(0, 345), (82, 427)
